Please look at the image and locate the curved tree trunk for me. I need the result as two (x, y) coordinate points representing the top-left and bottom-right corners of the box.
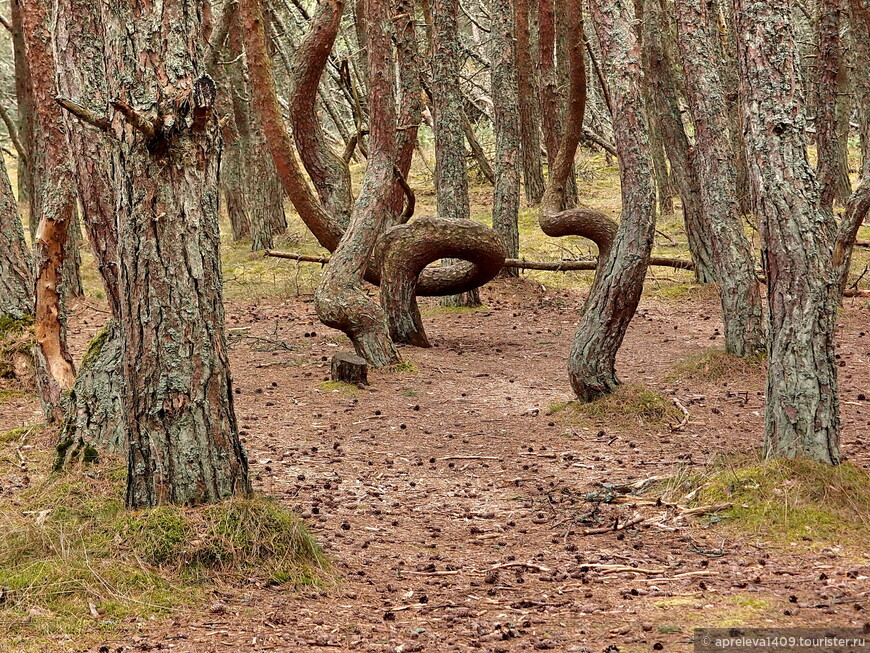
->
(491, 0), (522, 272)
(516, 0), (546, 205)
(314, 0), (400, 367)
(735, 0), (840, 464)
(20, 0), (78, 423)
(675, 0), (764, 356)
(815, 0), (853, 209)
(568, 0), (656, 402)
(0, 154), (32, 321)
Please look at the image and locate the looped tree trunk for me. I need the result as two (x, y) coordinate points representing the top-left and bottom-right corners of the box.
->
(539, 206), (618, 292)
(378, 217), (507, 347)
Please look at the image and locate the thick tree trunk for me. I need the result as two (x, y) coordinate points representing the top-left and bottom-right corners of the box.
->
(553, 0), (579, 207)
(675, 0), (764, 356)
(569, 0), (656, 402)
(490, 0), (522, 272)
(20, 0), (78, 423)
(515, 0), (546, 205)
(314, 0), (400, 367)
(0, 155), (31, 321)
(815, 0), (853, 209)
(55, 0), (125, 459)
(735, 0), (840, 464)
(60, 2), (251, 506)
(640, 0), (716, 284)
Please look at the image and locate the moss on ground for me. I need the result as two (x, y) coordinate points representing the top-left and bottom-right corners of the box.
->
(0, 445), (327, 645)
(319, 380), (361, 395)
(661, 454), (870, 549)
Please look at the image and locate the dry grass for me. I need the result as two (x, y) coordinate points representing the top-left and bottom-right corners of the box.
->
(551, 383), (682, 427)
(668, 348), (766, 383)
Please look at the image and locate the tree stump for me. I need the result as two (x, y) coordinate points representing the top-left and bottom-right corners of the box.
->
(331, 352), (368, 386)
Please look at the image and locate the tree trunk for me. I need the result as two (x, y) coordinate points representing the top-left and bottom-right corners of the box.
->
(20, 0), (78, 423)
(735, 0), (840, 464)
(552, 0), (579, 207)
(516, 0), (546, 205)
(314, 0), (400, 367)
(674, 0), (764, 356)
(815, 0), (853, 209)
(433, 0), (478, 308)
(0, 154), (31, 321)
(490, 0), (522, 272)
(639, 0), (716, 284)
(569, 0), (656, 402)
(59, 2), (251, 506)
(832, 0), (870, 292)
(9, 1), (33, 207)
(54, 0), (125, 459)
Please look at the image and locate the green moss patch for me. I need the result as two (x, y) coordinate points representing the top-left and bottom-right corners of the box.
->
(661, 454), (870, 548)
(0, 460), (327, 642)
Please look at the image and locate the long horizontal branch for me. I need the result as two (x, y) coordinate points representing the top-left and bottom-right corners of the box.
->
(264, 250), (696, 271)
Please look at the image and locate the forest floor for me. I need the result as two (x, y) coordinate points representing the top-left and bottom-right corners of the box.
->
(2, 156), (870, 652)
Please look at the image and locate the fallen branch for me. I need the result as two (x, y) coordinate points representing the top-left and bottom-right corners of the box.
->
(488, 562), (551, 573)
(670, 397), (690, 431)
(581, 513), (645, 536)
(264, 250), (696, 272)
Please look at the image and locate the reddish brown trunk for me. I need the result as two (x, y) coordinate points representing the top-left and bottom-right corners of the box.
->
(516, 0), (546, 204)
(20, 0), (77, 422)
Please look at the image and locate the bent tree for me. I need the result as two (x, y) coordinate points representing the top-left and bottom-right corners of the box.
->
(58, 0), (250, 505)
(567, 0), (656, 402)
(735, 0), (840, 464)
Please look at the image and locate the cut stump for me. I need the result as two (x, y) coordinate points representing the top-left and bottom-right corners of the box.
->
(331, 352), (369, 386)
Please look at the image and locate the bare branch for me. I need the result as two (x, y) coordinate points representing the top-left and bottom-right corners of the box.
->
(55, 97), (111, 133)
(0, 103), (28, 163)
(109, 100), (157, 140)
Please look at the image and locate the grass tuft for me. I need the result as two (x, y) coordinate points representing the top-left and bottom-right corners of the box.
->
(563, 384), (681, 426)
(660, 453), (870, 548)
(319, 380), (360, 395)
(0, 453), (327, 643)
(667, 348), (766, 383)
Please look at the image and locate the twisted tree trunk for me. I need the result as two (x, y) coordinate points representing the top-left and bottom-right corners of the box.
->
(735, 0), (840, 464)
(568, 0), (656, 402)
(675, 0), (764, 356)
(314, 0), (400, 367)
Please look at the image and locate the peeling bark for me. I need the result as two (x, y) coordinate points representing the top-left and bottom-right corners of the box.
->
(735, 0), (840, 464)
(20, 0), (78, 422)
(568, 0), (656, 402)
(675, 0), (764, 356)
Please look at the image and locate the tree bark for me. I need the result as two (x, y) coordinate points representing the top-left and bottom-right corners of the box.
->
(568, 0), (656, 402)
(814, 0), (853, 209)
(20, 0), (78, 422)
(9, 1), (33, 206)
(515, 0), (546, 205)
(735, 0), (840, 464)
(490, 0), (522, 272)
(639, 0), (716, 284)
(832, 0), (870, 292)
(60, 1), (251, 506)
(674, 0), (764, 356)
(0, 153), (31, 321)
(314, 0), (400, 367)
